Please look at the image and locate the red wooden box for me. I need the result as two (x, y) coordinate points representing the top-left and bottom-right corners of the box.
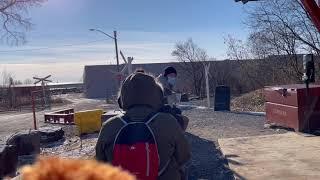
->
(265, 84), (320, 132)
(44, 108), (75, 124)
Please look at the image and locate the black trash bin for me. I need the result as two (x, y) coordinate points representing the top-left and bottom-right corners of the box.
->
(214, 86), (231, 111)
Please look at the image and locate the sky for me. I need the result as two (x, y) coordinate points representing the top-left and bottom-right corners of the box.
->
(0, 0), (253, 82)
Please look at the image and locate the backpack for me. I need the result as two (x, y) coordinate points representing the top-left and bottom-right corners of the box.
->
(112, 113), (163, 180)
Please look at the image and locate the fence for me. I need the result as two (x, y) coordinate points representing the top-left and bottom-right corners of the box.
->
(0, 86), (51, 112)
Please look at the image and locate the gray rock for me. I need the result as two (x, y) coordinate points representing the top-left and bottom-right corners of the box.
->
(18, 155), (37, 167)
(0, 144), (18, 178)
(39, 126), (64, 144)
(6, 130), (40, 156)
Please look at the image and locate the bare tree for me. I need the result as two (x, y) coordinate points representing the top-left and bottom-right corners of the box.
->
(224, 35), (269, 90)
(24, 78), (32, 84)
(248, 31), (304, 81)
(0, 69), (19, 108)
(0, 0), (45, 45)
(244, 0), (320, 80)
(246, 0), (320, 53)
(225, 34), (303, 91)
(1, 68), (15, 86)
(172, 38), (208, 96)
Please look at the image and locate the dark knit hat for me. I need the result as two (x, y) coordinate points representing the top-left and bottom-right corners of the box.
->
(135, 69), (145, 73)
(164, 66), (177, 77)
(119, 73), (164, 111)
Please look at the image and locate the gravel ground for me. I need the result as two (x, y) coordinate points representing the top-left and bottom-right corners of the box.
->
(185, 108), (286, 141)
(183, 107), (288, 180)
(36, 105), (288, 180)
(1, 95), (289, 179)
(186, 133), (234, 180)
(41, 133), (98, 159)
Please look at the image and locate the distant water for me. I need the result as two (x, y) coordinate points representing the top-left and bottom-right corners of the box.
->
(0, 63), (87, 82)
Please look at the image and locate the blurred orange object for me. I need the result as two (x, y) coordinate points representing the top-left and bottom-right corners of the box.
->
(20, 156), (136, 180)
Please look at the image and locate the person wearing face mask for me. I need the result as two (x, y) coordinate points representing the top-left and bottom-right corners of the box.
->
(157, 66), (178, 104)
(157, 67), (190, 179)
(157, 67), (189, 132)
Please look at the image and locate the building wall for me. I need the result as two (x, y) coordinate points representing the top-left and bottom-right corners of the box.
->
(84, 56), (320, 99)
(84, 65), (118, 99)
(83, 62), (189, 99)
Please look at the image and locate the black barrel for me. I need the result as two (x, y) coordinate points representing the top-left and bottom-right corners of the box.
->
(214, 86), (231, 111)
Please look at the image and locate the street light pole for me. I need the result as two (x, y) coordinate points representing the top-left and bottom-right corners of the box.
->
(89, 29), (120, 73)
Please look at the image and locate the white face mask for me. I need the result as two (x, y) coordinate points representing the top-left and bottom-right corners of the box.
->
(167, 77), (176, 86)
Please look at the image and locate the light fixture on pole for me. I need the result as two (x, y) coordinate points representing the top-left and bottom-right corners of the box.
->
(89, 29), (120, 73)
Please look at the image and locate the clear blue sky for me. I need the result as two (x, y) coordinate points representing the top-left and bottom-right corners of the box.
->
(0, 0), (253, 82)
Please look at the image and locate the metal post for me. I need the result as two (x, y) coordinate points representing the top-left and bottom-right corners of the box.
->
(32, 92), (37, 130)
(41, 81), (47, 108)
(114, 31), (120, 73)
(205, 64), (211, 108)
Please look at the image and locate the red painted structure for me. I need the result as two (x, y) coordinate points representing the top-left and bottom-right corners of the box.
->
(301, 0), (320, 32)
(265, 84), (320, 132)
(44, 108), (75, 124)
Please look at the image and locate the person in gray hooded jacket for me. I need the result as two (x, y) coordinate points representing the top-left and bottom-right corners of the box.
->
(96, 72), (191, 180)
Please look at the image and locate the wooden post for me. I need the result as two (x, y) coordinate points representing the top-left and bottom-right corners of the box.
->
(120, 51), (134, 75)
(114, 31), (120, 73)
(127, 57), (134, 75)
(33, 75), (52, 109)
(31, 92), (37, 130)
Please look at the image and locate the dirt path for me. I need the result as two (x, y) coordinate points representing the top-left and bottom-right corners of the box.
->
(0, 96), (116, 143)
(183, 107), (288, 180)
(219, 133), (320, 179)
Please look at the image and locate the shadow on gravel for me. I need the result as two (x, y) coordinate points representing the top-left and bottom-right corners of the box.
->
(186, 133), (235, 180)
(226, 111), (266, 117)
(178, 105), (196, 111)
(41, 138), (65, 148)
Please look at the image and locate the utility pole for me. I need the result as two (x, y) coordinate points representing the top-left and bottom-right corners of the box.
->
(114, 31), (120, 73)
(89, 29), (120, 72)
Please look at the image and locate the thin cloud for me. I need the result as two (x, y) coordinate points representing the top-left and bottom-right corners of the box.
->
(0, 42), (174, 64)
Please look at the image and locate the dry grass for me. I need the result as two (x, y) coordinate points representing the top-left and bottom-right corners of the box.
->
(231, 89), (265, 112)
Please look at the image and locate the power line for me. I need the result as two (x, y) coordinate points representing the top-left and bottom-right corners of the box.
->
(0, 39), (109, 53)
(135, 58), (176, 61)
